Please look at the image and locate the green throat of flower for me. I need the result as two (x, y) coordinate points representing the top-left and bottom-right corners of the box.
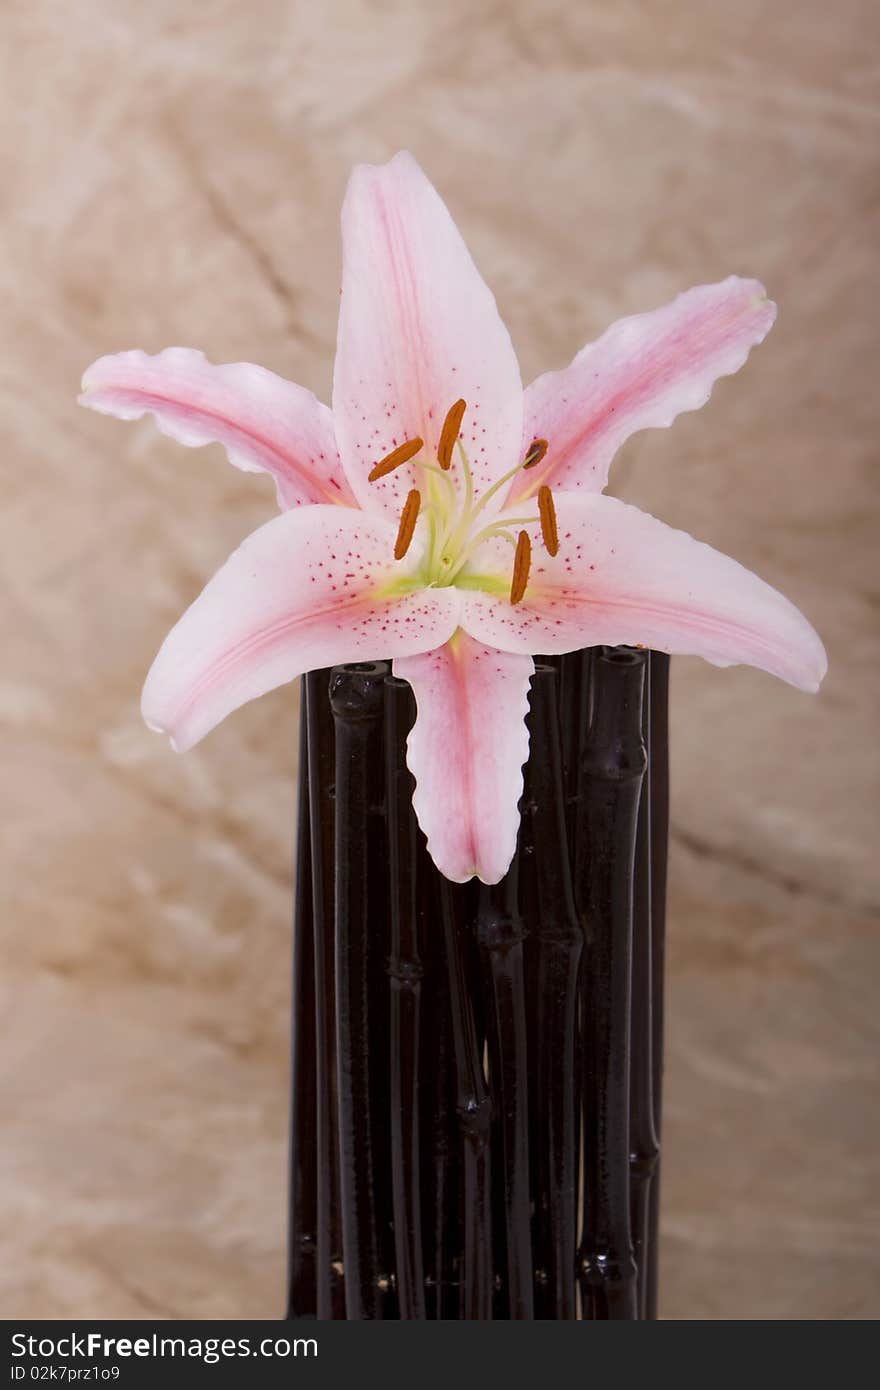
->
(368, 400), (558, 604)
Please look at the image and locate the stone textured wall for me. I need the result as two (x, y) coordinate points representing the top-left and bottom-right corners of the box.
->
(1, 0), (877, 1318)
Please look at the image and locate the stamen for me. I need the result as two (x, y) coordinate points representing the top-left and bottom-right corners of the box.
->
(523, 438), (548, 470)
(368, 437), (424, 482)
(538, 484), (559, 556)
(394, 489), (421, 560)
(442, 513), (539, 584)
(437, 399), (466, 471)
(465, 436), (554, 526)
(509, 530), (531, 604)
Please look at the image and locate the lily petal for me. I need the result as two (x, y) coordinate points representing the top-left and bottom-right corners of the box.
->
(80, 348), (355, 509)
(333, 151), (523, 519)
(394, 634), (533, 884)
(143, 506), (461, 752)
(508, 278), (776, 503)
(461, 492), (826, 693)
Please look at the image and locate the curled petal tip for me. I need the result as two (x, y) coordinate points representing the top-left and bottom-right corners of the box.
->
(141, 705), (184, 752)
(435, 855), (512, 887)
(753, 287), (777, 334)
(770, 599), (826, 694)
(474, 864), (507, 887)
(78, 359), (110, 402)
(352, 147), (419, 177)
(725, 275), (776, 340)
(798, 630), (828, 694)
(79, 362), (98, 394)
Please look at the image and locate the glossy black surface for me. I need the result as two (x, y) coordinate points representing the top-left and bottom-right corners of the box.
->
(305, 669), (345, 1320)
(629, 654), (660, 1319)
(523, 663), (582, 1319)
(330, 662), (391, 1319)
(287, 648), (670, 1319)
(286, 696), (317, 1318)
(646, 651), (670, 1320)
(384, 677), (427, 1319)
(576, 648), (647, 1320)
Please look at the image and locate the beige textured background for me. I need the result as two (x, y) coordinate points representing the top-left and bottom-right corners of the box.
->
(2, 0), (878, 1319)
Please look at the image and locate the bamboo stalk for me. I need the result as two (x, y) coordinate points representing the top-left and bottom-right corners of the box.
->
(646, 651), (670, 1319)
(559, 649), (589, 782)
(441, 878), (493, 1320)
(330, 661), (389, 1319)
(365, 677), (397, 1319)
(520, 747), (543, 1316)
(476, 862), (534, 1320)
(575, 647), (647, 1321)
(558, 649), (593, 859)
(420, 872), (461, 1319)
(304, 669), (345, 1320)
(629, 655), (659, 1318)
(384, 676), (426, 1319)
(560, 646), (592, 1319)
(286, 693), (317, 1318)
(524, 663), (583, 1319)
(289, 644), (668, 1320)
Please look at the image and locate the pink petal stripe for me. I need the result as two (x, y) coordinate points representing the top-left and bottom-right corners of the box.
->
(461, 492), (826, 693)
(80, 348), (355, 509)
(394, 635), (534, 884)
(142, 506), (461, 752)
(333, 151), (523, 521)
(508, 277), (776, 503)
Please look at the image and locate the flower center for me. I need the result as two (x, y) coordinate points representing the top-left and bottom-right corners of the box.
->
(368, 402), (557, 604)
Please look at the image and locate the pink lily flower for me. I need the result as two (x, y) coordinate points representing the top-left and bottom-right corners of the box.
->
(79, 152), (826, 885)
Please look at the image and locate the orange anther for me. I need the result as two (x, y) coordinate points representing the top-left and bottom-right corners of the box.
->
(538, 484), (559, 556)
(437, 399), (466, 471)
(509, 530), (532, 604)
(522, 438), (548, 470)
(368, 436), (424, 482)
(394, 489), (422, 560)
